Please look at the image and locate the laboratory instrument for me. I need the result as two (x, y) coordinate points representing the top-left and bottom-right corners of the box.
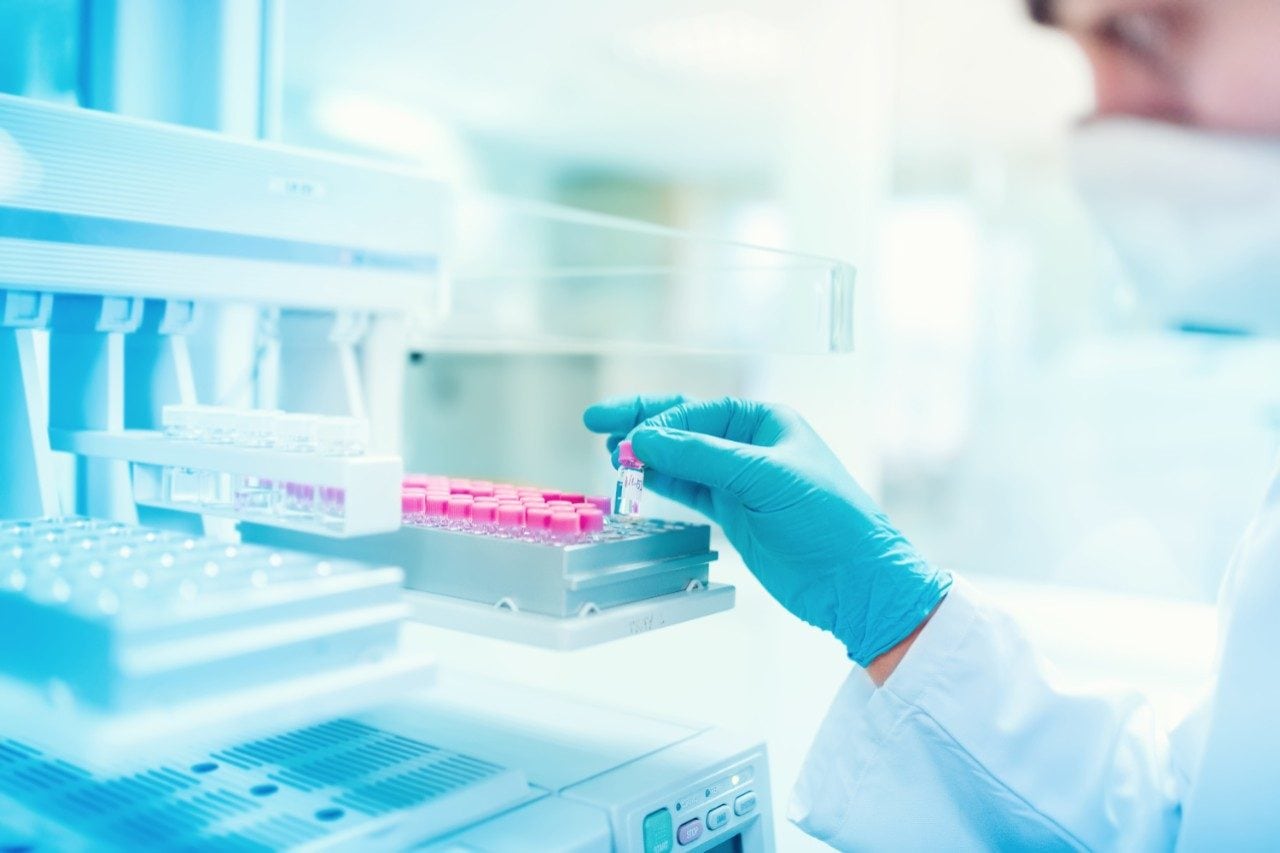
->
(0, 92), (853, 849)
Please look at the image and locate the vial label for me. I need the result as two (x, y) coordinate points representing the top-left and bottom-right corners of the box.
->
(614, 468), (644, 516)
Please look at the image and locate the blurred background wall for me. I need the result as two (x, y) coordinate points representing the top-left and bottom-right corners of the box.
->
(270, 0), (1280, 604)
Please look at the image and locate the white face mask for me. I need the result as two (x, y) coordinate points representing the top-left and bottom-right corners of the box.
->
(1069, 119), (1280, 336)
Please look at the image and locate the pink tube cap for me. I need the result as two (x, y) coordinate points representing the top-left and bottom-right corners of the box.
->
(497, 504), (526, 527)
(425, 494), (448, 516)
(586, 495), (612, 514)
(618, 440), (640, 468)
(550, 511), (581, 535)
(576, 507), (605, 533)
(525, 506), (553, 529)
(472, 502), (498, 524)
(446, 496), (474, 520)
(401, 488), (427, 515)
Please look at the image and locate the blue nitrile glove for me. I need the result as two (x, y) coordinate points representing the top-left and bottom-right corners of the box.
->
(583, 394), (951, 667)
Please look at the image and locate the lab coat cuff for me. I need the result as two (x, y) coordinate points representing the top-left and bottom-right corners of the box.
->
(878, 576), (981, 708)
(788, 580), (978, 841)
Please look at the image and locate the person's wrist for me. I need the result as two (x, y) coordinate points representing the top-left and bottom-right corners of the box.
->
(865, 603), (938, 686)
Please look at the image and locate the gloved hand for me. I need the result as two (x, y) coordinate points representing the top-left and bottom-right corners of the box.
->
(583, 394), (951, 667)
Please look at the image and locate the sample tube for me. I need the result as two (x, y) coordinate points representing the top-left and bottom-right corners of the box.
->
(234, 477), (273, 514)
(471, 501), (498, 532)
(319, 485), (347, 528)
(445, 495), (474, 529)
(401, 488), (428, 525)
(496, 503), (525, 534)
(315, 416), (369, 457)
(577, 506), (606, 535)
(279, 482), (316, 518)
(160, 404), (199, 441)
(524, 506), (553, 540)
(235, 409), (278, 448)
(165, 466), (203, 505)
(549, 511), (581, 542)
(613, 440), (644, 516)
(274, 413), (318, 454)
(424, 493), (449, 526)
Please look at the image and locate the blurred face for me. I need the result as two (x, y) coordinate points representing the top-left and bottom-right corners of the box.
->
(1045, 0), (1280, 133)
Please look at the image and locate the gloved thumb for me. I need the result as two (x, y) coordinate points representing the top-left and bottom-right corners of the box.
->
(631, 426), (767, 503)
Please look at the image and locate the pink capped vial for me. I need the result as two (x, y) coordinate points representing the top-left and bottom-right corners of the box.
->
(549, 511), (581, 536)
(425, 493), (448, 519)
(470, 482), (495, 497)
(577, 507), (605, 533)
(520, 495), (546, 505)
(401, 488), (427, 521)
(449, 479), (473, 494)
(555, 507), (586, 535)
(546, 499), (574, 509)
(585, 495), (612, 514)
(402, 474), (432, 489)
(541, 490), (562, 502)
(446, 495), (474, 521)
(471, 502), (498, 526)
(497, 504), (526, 528)
(560, 492), (585, 504)
(525, 506), (553, 529)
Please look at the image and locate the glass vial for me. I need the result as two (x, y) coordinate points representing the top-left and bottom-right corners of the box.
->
(613, 440), (645, 516)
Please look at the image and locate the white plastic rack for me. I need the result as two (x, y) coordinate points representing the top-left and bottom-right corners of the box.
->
(49, 429), (403, 538)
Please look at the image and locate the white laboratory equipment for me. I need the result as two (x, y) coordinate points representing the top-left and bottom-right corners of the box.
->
(0, 93), (853, 850)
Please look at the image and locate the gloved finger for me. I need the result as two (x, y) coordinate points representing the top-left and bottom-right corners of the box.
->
(642, 470), (714, 517)
(640, 397), (778, 447)
(631, 425), (771, 506)
(583, 394), (688, 434)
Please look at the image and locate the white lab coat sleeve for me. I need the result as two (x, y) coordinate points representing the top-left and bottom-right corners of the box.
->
(788, 578), (1183, 851)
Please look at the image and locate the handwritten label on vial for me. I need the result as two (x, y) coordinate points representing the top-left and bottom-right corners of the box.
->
(615, 468), (644, 515)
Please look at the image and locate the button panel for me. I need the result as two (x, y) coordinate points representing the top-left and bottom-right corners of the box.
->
(706, 804), (730, 831)
(733, 790), (757, 817)
(643, 808), (674, 853)
(677, 818), (704, 846)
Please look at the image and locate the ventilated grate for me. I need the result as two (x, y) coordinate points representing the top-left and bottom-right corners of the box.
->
(0, 718), (513, 850)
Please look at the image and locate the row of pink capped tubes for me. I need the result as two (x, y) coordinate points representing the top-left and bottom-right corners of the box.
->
(401, 474), (613, 534)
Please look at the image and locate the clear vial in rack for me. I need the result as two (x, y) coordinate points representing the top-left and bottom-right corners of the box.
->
(201, 407), (238, 444)
(160, 404), (200, 441)
(233, 476), (273, 513)
(318, 485), (346, 528)
(165, 466), (203, 505)
(279, 481), (316, 518)
(274, 413), (318, 454)
(315, 415), (369, 457)
(233, 409), (279, 448)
